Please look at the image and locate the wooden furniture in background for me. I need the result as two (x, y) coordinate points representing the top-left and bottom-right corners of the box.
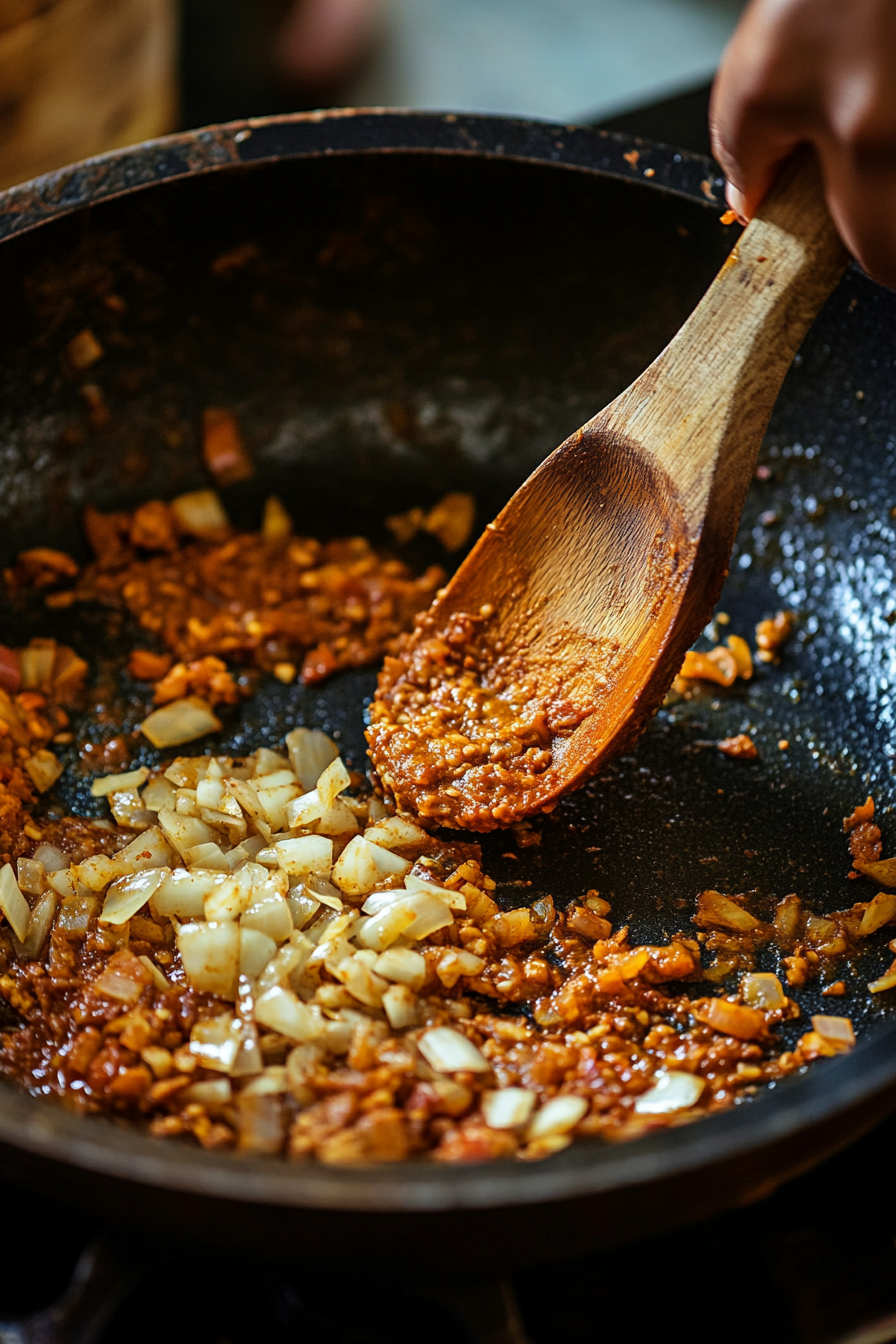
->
(0, 0), (176, 190)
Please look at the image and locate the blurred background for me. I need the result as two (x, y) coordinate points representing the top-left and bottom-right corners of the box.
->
(0, 0), (747, 191)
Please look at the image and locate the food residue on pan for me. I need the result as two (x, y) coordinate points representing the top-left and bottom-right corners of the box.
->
(0, 488), (888, 1165)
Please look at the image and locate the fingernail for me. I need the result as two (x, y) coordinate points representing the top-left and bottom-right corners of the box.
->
(725, 183), (750, 225)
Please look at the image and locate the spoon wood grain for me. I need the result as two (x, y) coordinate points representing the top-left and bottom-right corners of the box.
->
(370, 154), (848, 828)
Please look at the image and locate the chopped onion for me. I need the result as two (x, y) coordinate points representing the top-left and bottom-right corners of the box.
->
(116, 825), (175, 871)
(170, 488), (229, 538)
(234, 1091), (285, 1154)
(364, 816), (428, 850)
(335, 955), (388, 1008)
(740, 972), (786, 1011)
(635, 1071), (705, 1115)
(100, 867), (168, 925)
(55, 893), (99, 937)
(403, 872), (466, 911)
(16, 858), (46, 896)
(241, 1066), (288, 1096)
(373, 946), (427, 989)
(274, 835), (333, 878)
(24, 748), (64, 793)
(482, 1088), (536, 1130)
(256, 935), (312, 994)
(92, 949), (152, 1003)
(185, 842), (232, 871)
(811, 1014), (855, 1051)
(254, 985), (324, 1042)
(860, 892), (896, 935)
(182, 1078), (232, 1106)
(394, 890), (454, 942)
(0, 864), (30, 941)
(382, 984), (418, 1029)
(356, 901), (417, 952)
(32, 843), (67, 874)
(142, 775), (177, 813)
(204, 876), (251, 922)
(316, 756), (351, 809)
(332, 835), (410, 896)
(177, 920), (239, 999)
(239, 926), (278, 979)
(693, 889), (761, 933)
(252, 749), (291, 777)
(418, 1027), (490, 1074)
(526, 1094), (589, 1138)
(158, 807), (218, 860)
(137, 954), (170, 991)
(16, 890), (57, 959)
(90, 766), (149, 798)
(241, 892), (293, 943)
(140, 697), (222, 749)
(255, 781), (300, 832)
(285, 728), (339, 792)
(153, 868), (220, 918)
(190, 1014), (244, 1072)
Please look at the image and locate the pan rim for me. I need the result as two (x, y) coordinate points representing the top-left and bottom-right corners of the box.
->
(0, 109), (890, 1215)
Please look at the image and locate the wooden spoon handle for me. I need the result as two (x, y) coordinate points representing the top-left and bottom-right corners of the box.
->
(597, 152), (848, 536)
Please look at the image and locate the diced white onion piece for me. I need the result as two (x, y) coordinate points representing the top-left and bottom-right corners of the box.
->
(241, 1066), (288, 1096)
(137, 954), (170, 991)
(418, 1027), (490, 1074)
(364, 816), (427, 850)
(367, 796), (389, 823)
(357, 901), (417, 952)
(336, 956), (388, 1008)
(177, 920), (239, 999)
(90, 766), (150, 798)
(255, 782), (300, 832)
(740, 972), (787, 1011)
(185, 842), (232, 871)
(182, 1078), (232, 1106)
(239, 926), (278, 979)
(285, 789), (323, 828)
(241, 893), (293, 942)
(274, 835), (333, 878)
(860, 892), (896, 935)
(25, 749), (64, 793)
(254, 768), (297, 790)
(234, 1091), (285, 1153)
(285, 728), (339, 792)
(382, 983), (418, 1029)
(32, 843), (67, 873)
(170, 488), (229, 538)
(140, 697), (222, 749)
(303, 873), (343, 909)
(17, 890), (58, 959)
(253, 749), (291, 777)
(397, 890), (454, 942)
(92, 952), (150, 1004)
(195, 777), (224, 809)
(634, 1071), (705, 1115)
(55, 893), (98, 935)
(526, 1094), (589, 1138)
(256, 935), (312, 994)
(108, 790), (154, 832)
(403, 872), (467, 912)
(16, 858), (45, 896)
(361, 889), (405, 915)
(190, 1014), (243, 1072)
(811, 1014), (856, 1049)
(0, 864), (31, 941)
(225, 779), (272, 843)
(373, 946), (427, 989)
(152, 868), (220, 919)
(254, 985), (324, 1042)
(316, 756), (351, 809)
(141, 775), (177, 812)
(47, 869), (78, 900)
(71, 853), (123, 892)
(287, 892), (321, 929)
(204, 876), (251, 922)
(100, 867), (168, 925)
(332, 835), (410, 896)
(482, 1088), (536, 1130)
(158, 808), (217, 861)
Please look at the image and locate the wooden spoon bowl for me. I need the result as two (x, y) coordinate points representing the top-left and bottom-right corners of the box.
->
(368, 154), (848, 830)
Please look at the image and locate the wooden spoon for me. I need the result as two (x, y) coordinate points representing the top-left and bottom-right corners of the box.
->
(368, 153), (848, 830)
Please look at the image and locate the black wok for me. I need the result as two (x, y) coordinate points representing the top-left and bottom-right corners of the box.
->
(1, 110), (895, 1269)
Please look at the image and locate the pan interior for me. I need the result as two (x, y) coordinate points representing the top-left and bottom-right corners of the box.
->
(1, 148), (896, 1188)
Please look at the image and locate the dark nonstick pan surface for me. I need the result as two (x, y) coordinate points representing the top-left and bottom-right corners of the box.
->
(1, 112), (896, 1265)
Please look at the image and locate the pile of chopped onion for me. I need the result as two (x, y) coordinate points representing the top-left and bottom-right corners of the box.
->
(6, 727), (592, 1152)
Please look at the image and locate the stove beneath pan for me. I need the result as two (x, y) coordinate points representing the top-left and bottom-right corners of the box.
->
(1, 1113), (894, 1344)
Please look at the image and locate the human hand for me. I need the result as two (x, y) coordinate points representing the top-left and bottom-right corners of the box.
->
(711, 0), (896, 287)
